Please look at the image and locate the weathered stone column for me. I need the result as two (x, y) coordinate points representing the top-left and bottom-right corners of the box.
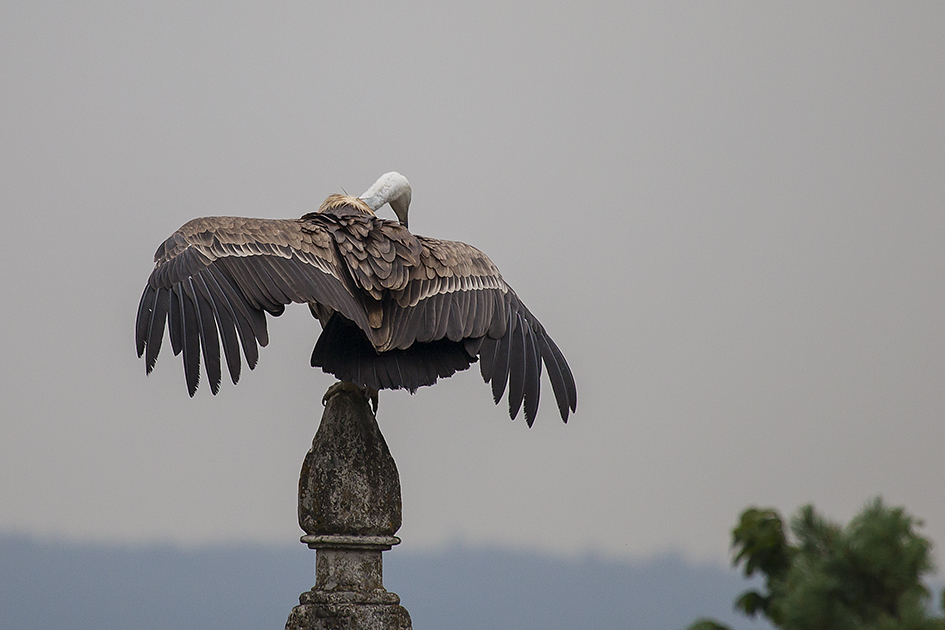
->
(286, 384), (412, 630)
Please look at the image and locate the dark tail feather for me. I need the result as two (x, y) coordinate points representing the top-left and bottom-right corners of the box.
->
(144, 287), (170, 374)
(135, 285), (155, 359)
(311, 313), (476, 392)
(179, 282), (201, 396)
(490, 315), (513, 404)
(536, 332), (577, 422)
(506, 314), (527, 421)
(522, 323), (541, 427)
(190, 276), (222, 395)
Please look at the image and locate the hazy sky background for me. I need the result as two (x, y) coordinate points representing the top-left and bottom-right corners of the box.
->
(2, 2), (943, 564)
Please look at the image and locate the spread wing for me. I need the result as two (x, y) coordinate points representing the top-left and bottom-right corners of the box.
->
(135, 215), (369, 396)
(136, 210), (577, 425)
(374, 236), (578, 425)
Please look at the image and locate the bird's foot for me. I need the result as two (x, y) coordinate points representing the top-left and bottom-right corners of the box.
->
(322, 381), (379, 413)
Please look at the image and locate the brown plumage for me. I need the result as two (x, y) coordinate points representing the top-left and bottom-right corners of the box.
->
(135, 174), (577, 425)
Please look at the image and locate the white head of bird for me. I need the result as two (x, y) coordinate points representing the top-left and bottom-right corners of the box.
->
(358, 171), (412, 228)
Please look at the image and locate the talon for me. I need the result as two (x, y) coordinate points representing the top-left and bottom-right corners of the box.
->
(367, 387), (379, 413)
(322, 381), (349, 406)
(322, 381), (379, 414)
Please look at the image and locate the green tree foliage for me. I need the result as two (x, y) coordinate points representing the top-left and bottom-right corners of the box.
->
(688, 498), (945, 630)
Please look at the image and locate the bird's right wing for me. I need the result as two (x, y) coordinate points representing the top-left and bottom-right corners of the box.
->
(377, 236), (578, 425)
(135, 215), (369, 396)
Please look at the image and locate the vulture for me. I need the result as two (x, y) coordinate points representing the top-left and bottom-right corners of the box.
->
(135, 172), (577, 425)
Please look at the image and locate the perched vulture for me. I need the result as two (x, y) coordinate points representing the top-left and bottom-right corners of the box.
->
(135, 172), (577, 425)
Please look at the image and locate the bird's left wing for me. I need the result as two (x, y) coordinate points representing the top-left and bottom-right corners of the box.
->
(135, 215), (369, 395)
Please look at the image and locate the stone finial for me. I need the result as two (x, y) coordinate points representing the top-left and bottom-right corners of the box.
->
(287, 383), (411, 630)
(298, 383), (402, 535)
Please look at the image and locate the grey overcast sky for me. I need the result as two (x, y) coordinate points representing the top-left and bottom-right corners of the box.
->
(2, 2), (944, 562)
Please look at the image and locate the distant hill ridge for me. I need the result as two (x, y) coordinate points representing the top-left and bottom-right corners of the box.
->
(0, 534), (768, 630)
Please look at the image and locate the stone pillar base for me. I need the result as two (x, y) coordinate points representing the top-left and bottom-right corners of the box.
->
(286, 543), (412, 630)
(285, 530), (412, 629)
(286, 595), (411, 630)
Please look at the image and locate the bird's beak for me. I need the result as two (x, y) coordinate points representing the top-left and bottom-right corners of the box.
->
(390, 192), (410, 229)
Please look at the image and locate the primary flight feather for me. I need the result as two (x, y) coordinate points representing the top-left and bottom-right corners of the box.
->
(135, 172), (577, 426)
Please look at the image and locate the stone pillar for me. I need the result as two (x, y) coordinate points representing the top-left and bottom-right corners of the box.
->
(286, 384), (412, 630)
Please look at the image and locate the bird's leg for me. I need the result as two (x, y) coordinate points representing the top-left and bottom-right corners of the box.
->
(322, 381), (379, 414)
